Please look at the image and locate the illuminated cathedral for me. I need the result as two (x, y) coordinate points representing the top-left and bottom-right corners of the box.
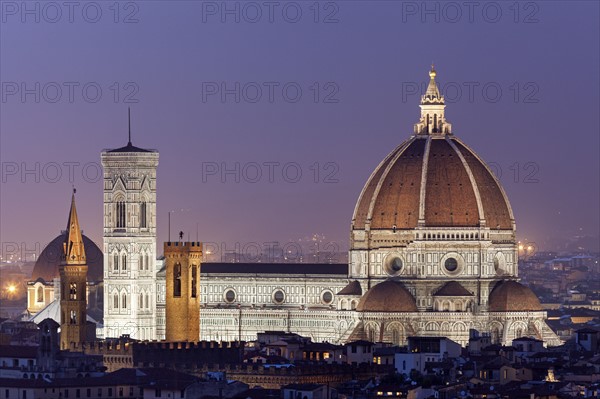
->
(28, 68), (561, 347)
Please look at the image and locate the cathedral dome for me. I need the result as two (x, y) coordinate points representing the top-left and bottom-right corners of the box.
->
(31, 233), (103, 282)
(356, 280), (418, 312)
(488, 281), (542, 312)
(352, 68), (514, 232)
(352, 136), (513, 230)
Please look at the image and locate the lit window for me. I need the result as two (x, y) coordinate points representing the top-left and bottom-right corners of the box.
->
(69, 283), (77, 300)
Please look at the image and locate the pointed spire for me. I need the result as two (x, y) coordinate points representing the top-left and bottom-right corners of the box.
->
(422, 64), (443, 104)
(128, 107), (132, 146)
(63, 188), (86, 265)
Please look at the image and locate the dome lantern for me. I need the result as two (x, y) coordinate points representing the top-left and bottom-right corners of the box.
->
(414, 65), (452, 135)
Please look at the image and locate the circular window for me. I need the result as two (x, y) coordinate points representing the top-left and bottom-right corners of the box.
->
(384, 255), (404, 276)
(322, 291), (333, 305)
(444, 258), (458, 272)
(224, 289), (236, 303)
(273, 290), (285, 304)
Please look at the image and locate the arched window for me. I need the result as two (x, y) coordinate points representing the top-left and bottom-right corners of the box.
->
(391, 329), (401, 345)
(113, 253), (119, 271)
(69, 310), (77, 324)
(139, 293), (144, 309)
(173, 263), (182, 297)
(139, 254), (144, 271)
(116, 201), (126, 228)
(122, 253), (127, 271)
(114, 293), (119, 309)
(140, 202), (147, 228)
(515, 328), (523, 339)
(122, 293), (127, 309)
(69, 283), (77, 300)
(37, 286), (44, 303)
(367, 326), (376, 342)
(145, 294), (150, 309)
(145, 254), (150, 271)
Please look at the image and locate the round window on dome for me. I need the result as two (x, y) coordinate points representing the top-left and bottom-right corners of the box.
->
(384, 256), (403, 276)
(273, 290), (285, 304)
(322, 290), (333, 305)
(224, 289), (236, 303)
(444, 258), (458, 272)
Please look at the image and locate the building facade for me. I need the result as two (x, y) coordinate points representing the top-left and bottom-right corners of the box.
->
(101, 133), (159, 341)
(97, 68), (560, 347)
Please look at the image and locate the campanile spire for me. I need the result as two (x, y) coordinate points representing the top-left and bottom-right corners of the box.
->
(64, 189), (86, 265)
(60, 189), (88, 350)
(414, 65), (452, 135)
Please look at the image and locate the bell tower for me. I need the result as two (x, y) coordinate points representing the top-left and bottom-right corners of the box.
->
(59, 191), (88, 350)
(101, 110), (159, 340)
(165, 241), (202, 342)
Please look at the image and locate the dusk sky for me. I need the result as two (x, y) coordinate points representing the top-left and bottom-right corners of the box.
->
(1, 0), (599, 261)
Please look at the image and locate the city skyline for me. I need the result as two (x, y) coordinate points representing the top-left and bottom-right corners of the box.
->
(1, 3), (599, 395)
(1, 2), (599, 258)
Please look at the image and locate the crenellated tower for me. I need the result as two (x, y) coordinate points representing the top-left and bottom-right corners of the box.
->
(165, 241), (202, 342)
(101, 111), (159, 340)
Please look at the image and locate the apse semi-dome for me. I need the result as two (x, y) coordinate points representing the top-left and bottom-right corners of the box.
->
(488, 280), (542, 312)
(31, 233), (103, 282)
(356, 280), (418, 312)
(352, 68), (514, 232)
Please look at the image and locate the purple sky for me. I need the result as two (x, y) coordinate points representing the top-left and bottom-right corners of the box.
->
(1, 1), (599, 261)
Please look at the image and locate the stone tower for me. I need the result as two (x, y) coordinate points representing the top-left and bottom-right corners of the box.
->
(101, 113), (159, 340)
(165, 241), (202, 342)
(38, 318), (60, 370)
(59, 192), (88, 350)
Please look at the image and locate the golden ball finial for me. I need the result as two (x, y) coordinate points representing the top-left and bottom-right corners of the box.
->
(429, 64), (436, 78)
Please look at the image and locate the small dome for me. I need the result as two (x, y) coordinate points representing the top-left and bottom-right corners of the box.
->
(31, 233), (103, 282)
(488, 281), (542, 312)
(356, 280), (418, 312)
